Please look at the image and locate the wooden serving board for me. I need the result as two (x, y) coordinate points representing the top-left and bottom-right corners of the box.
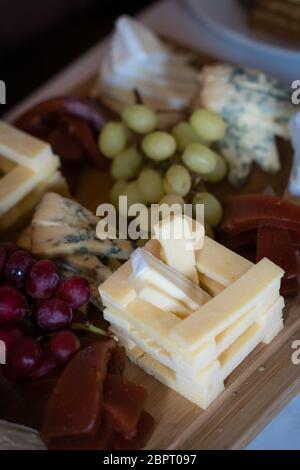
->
(68, 71), (300, 450)
(3, 46), (300, 450)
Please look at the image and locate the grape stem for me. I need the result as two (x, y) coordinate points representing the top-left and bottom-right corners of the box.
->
(71, 322), (109, 336)
(133, 88), (143, 104)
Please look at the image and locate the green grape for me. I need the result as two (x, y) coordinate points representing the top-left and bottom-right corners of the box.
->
(110, 180), (127, 207)
(202, 153), (227, 182)
(119, 181), (146, 215)
(182, 143), (217, 175)
(137, 168), (164, 203)
(98, 122), (127, 158)
(172, 122), (201, 151)
(204, 222), (215, 239)
(163, 164), (191, 197)
(192, 192), (223, 226)
(190, 109), (226, 142)
(111, 147), (142, 180)
(142, 131), (176, 161)
(159, 194), (185, 208)
(122, 104), (157, 134)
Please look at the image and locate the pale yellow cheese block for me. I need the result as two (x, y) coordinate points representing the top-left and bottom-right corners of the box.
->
(136, 285), (191, 318)
(0, 154), (15, 173)
(198, 272), (225, 297)
(130, 248), (210, 311)
(153, 214), (201, 284)
(0, 121), (53, 171)
(99, 239), (163, 308)
(0, 171), (68, 231)
(196, 236), (253, 286)
(0, 155), (59, 216)
(171, 258), (284, 351)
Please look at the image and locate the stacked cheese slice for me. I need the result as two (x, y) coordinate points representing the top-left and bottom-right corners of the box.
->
(99, 215), (285, 409)
(0, 121), (68, 235)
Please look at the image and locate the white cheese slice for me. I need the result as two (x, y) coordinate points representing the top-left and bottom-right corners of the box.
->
(125, 345), (224, 409)
(130, 248), (210, 311)
(198, 272), (225, 297)
(262, 320), (284, 344)
(220, 323), (264, 379)
(196, 236), (253, 287)
(136, 285), (191, 318)
(0, 171), (68, 231)
(171, 258), (284, 351)
(0, 121), (53, 171)
(153, 215), (203, 283)
(0, 156), (59, 216)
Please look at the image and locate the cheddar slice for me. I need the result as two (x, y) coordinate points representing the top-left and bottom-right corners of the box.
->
(130, 248), (210, 311)
(153, 214), (202, 283)
(0, 121), (53, 171)
(196, 236), (253, 286)
(171, 258), (284, 351)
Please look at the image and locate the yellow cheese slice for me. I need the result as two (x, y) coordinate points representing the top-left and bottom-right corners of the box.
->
(0, 121), (53, 171)
(196, 236), (253, 286)
(171, 258), (284, 351)
(99, 239), (168, 308)
(130, 248), (210, 310)
(198, 272), (225, 297)
(220, 323), (264, 379)
(0, 155), (15, 173)
(0, 171), (68, 231)
(153, 214), (202, 284)
(0, 155), (59, 216)
(136, 285), (191, 318)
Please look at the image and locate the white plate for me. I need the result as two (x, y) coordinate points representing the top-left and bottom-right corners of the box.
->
(186, 0), (300, 56)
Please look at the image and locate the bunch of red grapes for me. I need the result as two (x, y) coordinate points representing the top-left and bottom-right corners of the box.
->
(0, 242), (90, 381)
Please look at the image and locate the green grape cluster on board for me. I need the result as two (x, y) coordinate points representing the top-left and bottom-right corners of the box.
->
(98, 103), (227, 230)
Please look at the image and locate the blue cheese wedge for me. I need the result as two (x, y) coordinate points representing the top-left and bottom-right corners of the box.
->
(31, 192), (134, 260)
(196, 64), (296, 185)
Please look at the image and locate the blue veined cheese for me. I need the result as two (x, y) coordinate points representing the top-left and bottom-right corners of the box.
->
(196, 64), (297, 185)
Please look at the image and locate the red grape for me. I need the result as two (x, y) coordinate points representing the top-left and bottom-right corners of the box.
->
(5, 250), (34, 288)
(0, 327), (24, 351)
(49, 330), (80, 365)
(0, 246), (6, 273)
(7, 337), (43, 377)
(29, 347), (57, 380)
(27, 259), (60, 299)
(56, 276), (90, 309)
(0, 286), (28, 325)
(36, 298), (73, 332)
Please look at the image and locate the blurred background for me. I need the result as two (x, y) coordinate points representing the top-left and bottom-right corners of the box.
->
(0, 0), (155, 115)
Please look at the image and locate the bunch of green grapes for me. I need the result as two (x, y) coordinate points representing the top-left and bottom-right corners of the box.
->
(98, 104), (227, 232)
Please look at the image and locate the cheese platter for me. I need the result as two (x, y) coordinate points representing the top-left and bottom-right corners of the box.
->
(0, 14), (300, 451)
